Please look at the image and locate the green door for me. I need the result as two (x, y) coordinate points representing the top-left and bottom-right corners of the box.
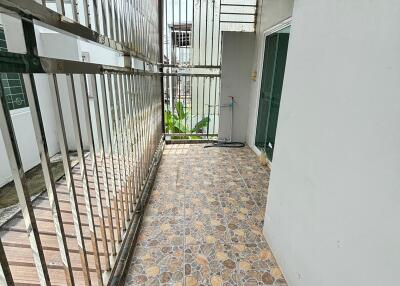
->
(255, 31), (289, 161)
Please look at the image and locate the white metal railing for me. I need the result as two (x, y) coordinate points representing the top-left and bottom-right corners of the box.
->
(0, 0), (163, 285)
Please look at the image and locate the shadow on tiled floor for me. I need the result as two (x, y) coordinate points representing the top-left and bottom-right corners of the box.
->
(125, 144), (287, 286)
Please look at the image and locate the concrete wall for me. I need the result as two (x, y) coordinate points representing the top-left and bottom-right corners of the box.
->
(245, 0), (294, 153)
(219, 32), (255, 142)
(264, 0), (400, 285)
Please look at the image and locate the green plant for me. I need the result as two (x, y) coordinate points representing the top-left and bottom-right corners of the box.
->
(165, 102), (209, 139)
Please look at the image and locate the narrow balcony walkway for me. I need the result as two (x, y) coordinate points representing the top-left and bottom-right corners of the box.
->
(125, 144), (287, 286)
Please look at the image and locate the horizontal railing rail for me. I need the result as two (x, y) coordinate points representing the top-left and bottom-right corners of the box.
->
(0, 0), (159, 63)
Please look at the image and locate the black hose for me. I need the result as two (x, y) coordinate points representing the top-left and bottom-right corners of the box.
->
(204, 141), (245, 148)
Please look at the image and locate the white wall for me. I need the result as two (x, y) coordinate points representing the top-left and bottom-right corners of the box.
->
(0, 109), (40, 186)
(219, 32), (254, 142)
(264, 1), (400, 285)
(0, 16), (123, 187)
(245, 0), (294, 153)
(0, 15), (60, 186)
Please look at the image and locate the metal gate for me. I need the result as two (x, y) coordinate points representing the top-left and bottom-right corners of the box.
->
(161, 0), (257, 141)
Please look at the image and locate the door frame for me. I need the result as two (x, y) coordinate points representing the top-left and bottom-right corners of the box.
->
(251, 17), (292, 156)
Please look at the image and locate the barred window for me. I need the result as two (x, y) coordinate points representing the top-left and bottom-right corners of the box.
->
(0, 27), (29, 110)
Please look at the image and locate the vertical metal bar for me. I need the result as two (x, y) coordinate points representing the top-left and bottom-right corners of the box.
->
(144, 75), (150, 169)
(198, 0), (201, 66)
(49, 74), (91, 286)
(208, 0), (215, 138)
(141, 0), (145, 56)
(92, 0), (100, 32)
(79, 74), (111, 271)
(177, 75), (181, 134)
(146, 1), (152, 57)
(213, 77), (217, 135)
(190, 0), (194, 131)
(146, 75), (151, 170)
(206, 76), (212, 138)
(147, 76), (152, 170)
(83, 0), (91, 28)
(125, 0), (130, 46)
(72, 0), (79, 22)
(128, 0), (132, 46)
(142, 75), (148, 173)
(132, 75), (142, 196)
(210, 0), (215, 65)
(109, 74), (127, 232)
(202, 76), (206, 136)
(119, 75), (133, 216)
(123, 0), (127, 45)
(132, 74), (141, 198)
(23, 74), (75, 286)
(126, 0), (132, 49)
(0, 239), (14, 286)
(178, 0), (181, 65)
(114, 75), (129, 226)
(142, 75), (149, 173)
(217, 0), (222, 65)
(197, 0), (202, 128)
(137, 0), (141, 55)
(146, 3), (149, 57)
(118, 0), (123, 44)
(122, 74), (134, 212)
(196, 76), (199, 128)
(108, 0), (115, 40)
(190, 75), (193, 131)
(215, 0), (222, 134)
(136, 75), (144, 180)
(0, 79), (51, 286)
(114, 0), (120, 42)
(55, 0), (65, 15)
(171, 0), (176, 131)
(132, 0), (137, 52)
(101, 0), (109, 37)
(184, 0), (188, 132)
(137, 75), (143, 192)
(89, 74), (117, 256)
(101, 74), (122, 242)
(204, 0), (208, 66)
(66, 74), (103, 286)
(125, 74), (136, 207)
(126, 75), (138, 204)
(132, 1), (136, 50)
(119, 0), (125, 46)
(163, 0), (168, 132)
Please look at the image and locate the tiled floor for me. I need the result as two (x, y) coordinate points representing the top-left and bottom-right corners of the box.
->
(125, 144), (287, 286)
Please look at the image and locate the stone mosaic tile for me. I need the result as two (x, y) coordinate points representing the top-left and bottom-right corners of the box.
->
(144, 199), (185, 217)
(125, 245), (184, 286)
(232, 243), (287, 285)
(184, 243), (240, 286)
(184, 195), (223, 218)
(250, 190), (268, 208)
(136, 216), (184, 247)
(214, 178), (247, 193)
(220, 197), (260, 220)
(226, 218), (265, 244)
(125, 143), (287, 286)
(184, 213), (229, 245)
